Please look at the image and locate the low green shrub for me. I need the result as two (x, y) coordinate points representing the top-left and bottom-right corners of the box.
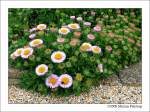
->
(9, 8), (142, 96)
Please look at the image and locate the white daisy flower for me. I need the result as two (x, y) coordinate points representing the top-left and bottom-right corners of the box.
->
(29, 28), (37, 33)
(70, 16), (76, 19)
(98, 64), (103, 73)
(37, 24), (47, 30)
(58, 28), (70, 35)
(51, 51), (66, 63)
(80, 43), (92, 51)
(29, 39), (43, 47)
(76, 17), (83, 21)
(29, 34), (36, 39)
(10, 53), (17, 60)
(14, 48), (23, 57)
(91, 46), (101, 54)
(68, 23), (80, 30)
(59, 74), (73, 88)
(21, 47), (33, 59)
(35, 64), (48, 76)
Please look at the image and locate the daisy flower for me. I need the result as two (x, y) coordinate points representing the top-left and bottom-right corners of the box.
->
(87, 34), (95, 41)
(50, 27), (58, 32)
(51, 51), (66, 63)
(98, 64), (103, 73)
(73, 31), (81, 38)
(91, 11), (96, 16)
(105, 46), (112, 52)
(68, 23), (80, 30)
(21, 47), (33, 59)
(29, 34), (36, 39)
(14, 48), (23, 57)
(35, 64), (48, 76)
(59, 74), (73, 88)
(10, 53), (17, 60)
(84, 22), (91, 26)
(91, 46), (101, 54)
(76, 17), (83, 22)
(29, 39), (43, 47)
(80, 43), (92, 51)
(45, 74), (59, 88)
(69, 38), (80, 46)
(93, 25), (101, 32)
(128, 38), (135, 43)
(70, 16), (76, 19)
(29, 28), (37, 33)
(58, 28), (70, 35)
(57, 38), (65, 43)
(37, 24), (47, 30)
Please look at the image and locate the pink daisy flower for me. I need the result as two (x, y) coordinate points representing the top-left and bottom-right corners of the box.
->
(93, 25), (101, 32)
(105, 46), (112, 52)
(91, 11), (96, 16)
(87, 34), (95, 41)
(59, 74), (73, 88)
(84, 22), (91, 26)
(45, 74), (60, 88)
(70, 16), (76, 19)
(29, 34), (36, 39)
(128, 38), (135, 43)
(74, 31), (81, 38)
(69, 38), (80, 46)
(57, 38), (65, 43)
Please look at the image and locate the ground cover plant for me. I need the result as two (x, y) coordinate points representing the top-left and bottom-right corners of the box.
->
(9, 8), (142, 96)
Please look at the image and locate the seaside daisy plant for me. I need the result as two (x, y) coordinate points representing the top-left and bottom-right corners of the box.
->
(9, 8), (142, 96)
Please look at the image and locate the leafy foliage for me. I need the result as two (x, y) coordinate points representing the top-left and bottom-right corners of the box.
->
(9, 8), (142, 96)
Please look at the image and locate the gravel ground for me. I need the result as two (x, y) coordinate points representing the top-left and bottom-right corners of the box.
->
(8, 62), (142, 104)
(8, 84), (141, 104)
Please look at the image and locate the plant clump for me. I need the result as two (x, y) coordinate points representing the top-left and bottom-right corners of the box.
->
(9, 9), (142, 96)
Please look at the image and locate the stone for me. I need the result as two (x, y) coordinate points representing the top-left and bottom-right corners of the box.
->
(119, 62), (142, 85)
(8, 68), (22, 79)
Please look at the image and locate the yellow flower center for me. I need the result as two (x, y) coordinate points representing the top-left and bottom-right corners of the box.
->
(83, 45), (90, 49)
(81, 44), (91, 51)
(48, 78), (57, 85)
(61, 77), (69, 85)
(93, 47), (100, 53)
(17, 49), (22, 55)
(38, 66), (46, 73)
(54, 53), (63, 60)
(70, 24), (77, 29)
(33, 40), (41, 45)
(23, 49), (31, 55)
(39, 25), (45, 29)
(61, 29), (68, 33)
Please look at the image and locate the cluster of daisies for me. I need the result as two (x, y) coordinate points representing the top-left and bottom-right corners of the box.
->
(36, 64), (72, 88)
(80, 43), (101, 53)
(10, 23), (73, 88)
(10, 24), (46, 59)
(10, 20), (104, 89)
(9, 9), (142, 95)
(10, 10), (108, 90)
